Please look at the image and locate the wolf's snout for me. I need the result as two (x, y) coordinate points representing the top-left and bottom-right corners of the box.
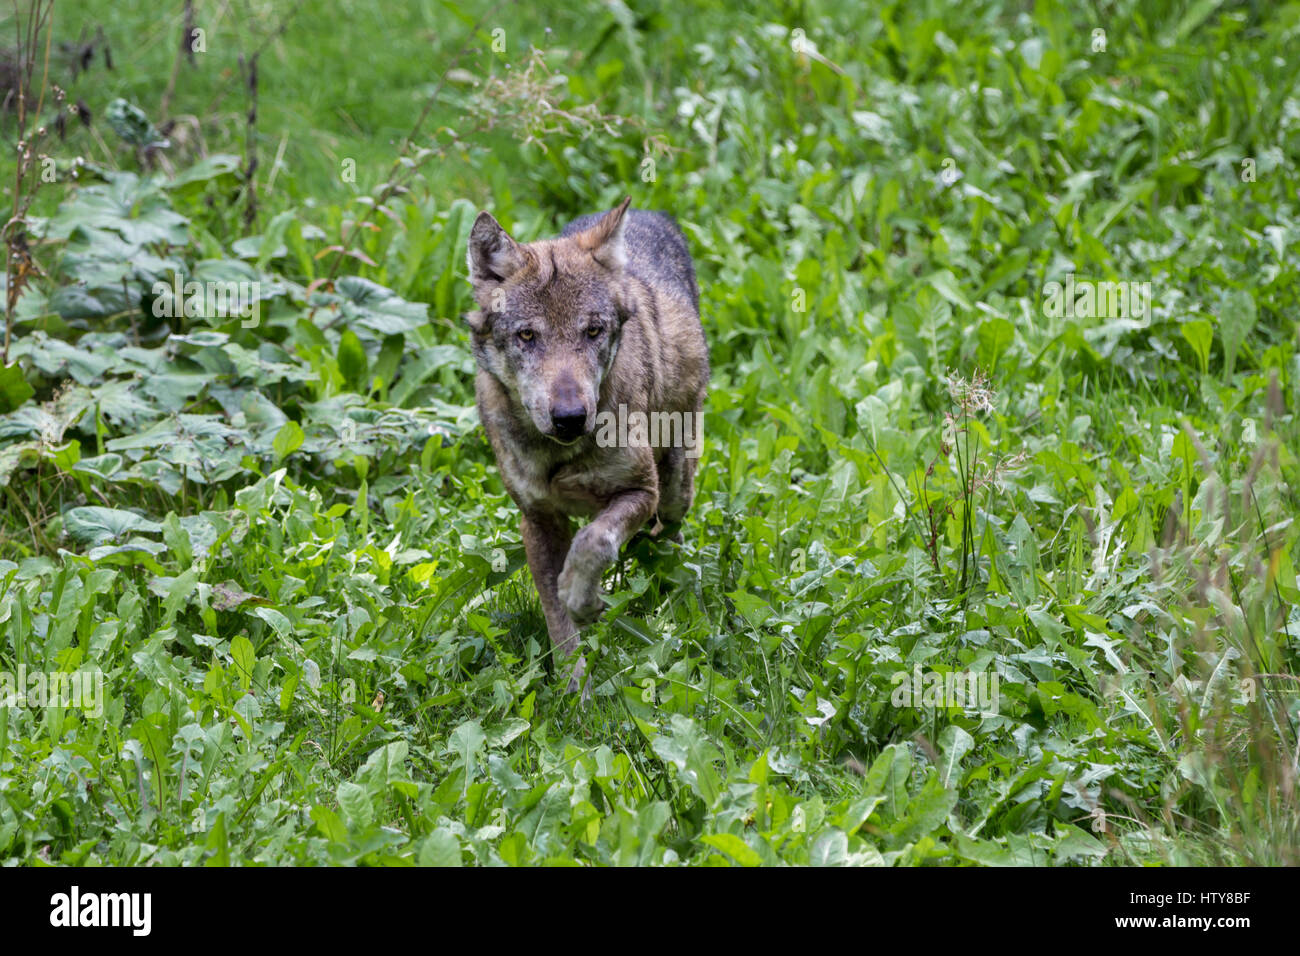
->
(550, 403), (588, 440)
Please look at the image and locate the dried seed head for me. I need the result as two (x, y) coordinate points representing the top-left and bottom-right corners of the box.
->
(946, 367), (996, 415)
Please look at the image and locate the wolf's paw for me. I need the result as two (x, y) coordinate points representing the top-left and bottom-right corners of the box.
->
(558, 525), (617, 623)
(558, 572), (606, 624)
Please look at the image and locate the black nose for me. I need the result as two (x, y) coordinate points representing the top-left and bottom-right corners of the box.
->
(550, 405), (588, 439)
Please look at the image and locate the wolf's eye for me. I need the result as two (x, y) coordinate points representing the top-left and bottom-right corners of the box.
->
(586, 325), (603, 339)
(517, 328), (535, 343)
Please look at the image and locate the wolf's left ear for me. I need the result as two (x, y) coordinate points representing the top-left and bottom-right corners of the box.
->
(578, 196), (631, 271)
(467, 211), (527, 285)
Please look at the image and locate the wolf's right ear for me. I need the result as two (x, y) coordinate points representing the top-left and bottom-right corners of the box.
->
(467, 211), (527, 285)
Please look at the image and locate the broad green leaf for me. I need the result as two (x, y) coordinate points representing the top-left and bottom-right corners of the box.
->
(272, 420), (305, 462)
(1180, 319), (1213, 374)
(337, 329), (369, 392)
(418, 829), (463, 867)
(63, 506), (163, 545)
(0, 364), (34, 413)
(701, 832), (761, 866)
(336, 781), (374, 829)
(651, 715), (722, 807)
(230, 635), (256, 690)
(1216, 288), (1256, 378)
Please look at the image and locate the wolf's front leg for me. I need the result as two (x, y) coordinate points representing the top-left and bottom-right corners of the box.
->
(557, 488), (658, 624)
(520, 512), (587, 695)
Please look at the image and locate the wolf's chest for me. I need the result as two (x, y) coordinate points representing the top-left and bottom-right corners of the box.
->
(498, 440), (651, 519)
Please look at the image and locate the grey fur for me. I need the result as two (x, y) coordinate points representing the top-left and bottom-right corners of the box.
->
(561, 209), (700, 310)
(465, 198), (709, 700)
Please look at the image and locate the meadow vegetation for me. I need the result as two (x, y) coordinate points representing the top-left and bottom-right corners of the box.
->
(0, 0), (1296, 865)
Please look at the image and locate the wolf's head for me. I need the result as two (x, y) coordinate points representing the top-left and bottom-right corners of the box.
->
(466, 198), (634, 444)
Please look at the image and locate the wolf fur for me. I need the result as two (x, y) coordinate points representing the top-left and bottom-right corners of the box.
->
(465, 198), (708, 695)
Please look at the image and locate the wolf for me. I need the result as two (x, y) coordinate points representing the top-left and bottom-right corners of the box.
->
(465, 197), (708, 696)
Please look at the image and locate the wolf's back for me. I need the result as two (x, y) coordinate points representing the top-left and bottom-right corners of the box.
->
(562, 208), (699, 311)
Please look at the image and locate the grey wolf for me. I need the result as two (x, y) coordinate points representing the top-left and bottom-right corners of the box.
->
(465, 198), (708, 695)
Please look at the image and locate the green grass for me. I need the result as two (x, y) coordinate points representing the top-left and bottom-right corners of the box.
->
(0, 0), (1296, 865)
(14, 0), (478, 202)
